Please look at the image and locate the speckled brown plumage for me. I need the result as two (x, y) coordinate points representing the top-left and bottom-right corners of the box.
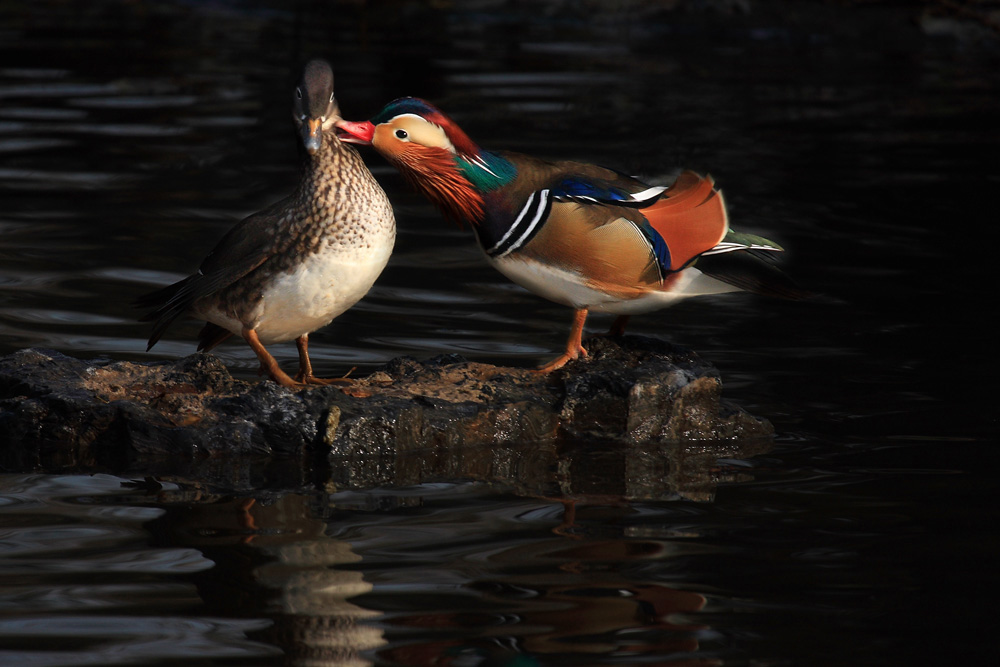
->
(137, 59), (395, 387)
(200, 133), (394, 326)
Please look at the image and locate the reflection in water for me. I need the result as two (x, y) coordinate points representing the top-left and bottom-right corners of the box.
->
(332, 489), (721, 666)
(138, 435), (772, 663)
(0, 471), (755, 666)
(149, 493), (385, 667)
(0, 474), (277, 665)
(325, 437), (773, 504)
(467, 539), (709, 660)
(0, 435), (979, 667)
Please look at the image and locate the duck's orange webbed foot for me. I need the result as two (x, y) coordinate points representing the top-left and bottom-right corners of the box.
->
(533, 308), (589, 374)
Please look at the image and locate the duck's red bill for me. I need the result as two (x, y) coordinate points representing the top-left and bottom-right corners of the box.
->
(335, 119), (375, 144)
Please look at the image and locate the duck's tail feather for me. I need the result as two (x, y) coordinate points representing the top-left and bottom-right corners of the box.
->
(134, 275), (199, 351)
(697, 251), (813, 300)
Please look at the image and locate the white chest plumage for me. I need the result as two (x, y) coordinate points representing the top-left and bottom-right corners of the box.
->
(254, 242), (392, 343)
(195, 236), (393, 345)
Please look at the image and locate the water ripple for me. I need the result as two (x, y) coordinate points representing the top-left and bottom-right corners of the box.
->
(0, 167), (135, 188)
(0, 615), (278, 666)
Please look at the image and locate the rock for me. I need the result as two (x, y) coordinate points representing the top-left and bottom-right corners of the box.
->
(0, 336), (773, 496)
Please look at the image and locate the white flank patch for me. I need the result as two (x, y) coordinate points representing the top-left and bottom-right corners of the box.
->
(199, 244), (392, 344)
(487, 254), (741, 315)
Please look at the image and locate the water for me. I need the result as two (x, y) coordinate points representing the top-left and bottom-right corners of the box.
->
(2, 1), (998, 665)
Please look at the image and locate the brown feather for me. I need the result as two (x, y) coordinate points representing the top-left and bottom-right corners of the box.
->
(519, 203), (663, 300)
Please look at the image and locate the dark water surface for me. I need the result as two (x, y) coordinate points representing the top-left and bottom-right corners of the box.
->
(2, 1), (998, 665)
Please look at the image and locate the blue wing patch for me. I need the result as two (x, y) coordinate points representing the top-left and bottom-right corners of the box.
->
(552, 178), (666, 208)
(637, 223), (672, 279)
(552, 178), (630, 203)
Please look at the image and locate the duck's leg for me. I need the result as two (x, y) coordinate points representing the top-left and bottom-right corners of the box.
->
(294, 334), (353, 385)
(536, 308), (589, 373)
(242, 327), (302, 388)
(607, 315), (630, 337)
(294, 334), (315, 383)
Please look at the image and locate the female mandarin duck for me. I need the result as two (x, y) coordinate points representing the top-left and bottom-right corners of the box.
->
(337, 97), (800, 372)
(137, 60), (395, 387)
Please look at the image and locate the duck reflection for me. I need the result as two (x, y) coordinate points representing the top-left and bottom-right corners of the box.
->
(147, 492), (384, 667)
(485, 537), (709, 658)
(375, 530), (715, 666)
(141, 434), (770, 665)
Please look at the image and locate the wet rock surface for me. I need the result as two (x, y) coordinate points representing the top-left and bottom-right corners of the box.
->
(1, 336), (773, 496)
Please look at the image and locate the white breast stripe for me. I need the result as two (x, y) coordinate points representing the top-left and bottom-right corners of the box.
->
(487, 191), (536, 255)
(493, 189), (550, 259)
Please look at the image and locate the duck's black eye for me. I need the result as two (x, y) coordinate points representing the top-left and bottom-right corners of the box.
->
(395, 129), (408, 139)
(329, 92), (335, 103)
(295, 87), (303, 99)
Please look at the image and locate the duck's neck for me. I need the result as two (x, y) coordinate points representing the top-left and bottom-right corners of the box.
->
(293, 135), (392, 241)
(404, 149), (517, 227)
(456, 150), (517, 193)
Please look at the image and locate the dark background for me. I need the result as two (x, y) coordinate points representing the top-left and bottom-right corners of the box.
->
(1, 1), (999, 665)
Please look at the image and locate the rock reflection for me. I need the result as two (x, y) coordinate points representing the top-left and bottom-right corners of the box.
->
(327, 436), (773, 503)
(148, 492), (384, 667)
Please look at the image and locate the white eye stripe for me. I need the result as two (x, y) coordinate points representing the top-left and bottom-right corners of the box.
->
(387, 114), (455, 151)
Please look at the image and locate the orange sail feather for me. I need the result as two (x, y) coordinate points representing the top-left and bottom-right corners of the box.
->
(643, 171), (729, 271)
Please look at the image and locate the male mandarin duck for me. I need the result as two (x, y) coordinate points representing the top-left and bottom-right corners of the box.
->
(136, 60), (395, 387)
(337, 97), (802, 372)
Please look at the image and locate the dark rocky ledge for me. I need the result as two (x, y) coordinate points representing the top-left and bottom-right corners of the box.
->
(1, 336), (773, 499)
